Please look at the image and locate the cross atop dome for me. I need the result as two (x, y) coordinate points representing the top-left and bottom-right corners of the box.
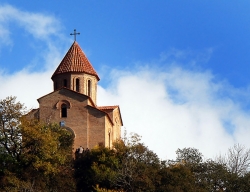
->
(70, 29), (80, 41)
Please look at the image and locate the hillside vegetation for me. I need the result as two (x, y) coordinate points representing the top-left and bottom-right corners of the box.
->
(1, 96), (250, 192)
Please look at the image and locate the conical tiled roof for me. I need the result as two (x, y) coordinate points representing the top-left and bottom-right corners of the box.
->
(51, 41), (100, 80)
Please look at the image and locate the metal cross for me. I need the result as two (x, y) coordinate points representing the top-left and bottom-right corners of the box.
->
(70, 29), (80, 41)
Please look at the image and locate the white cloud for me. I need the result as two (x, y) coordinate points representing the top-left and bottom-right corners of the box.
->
(97, 67), (250, 160)
(0, 4), (61, 41)
(0, 69), (53, 110)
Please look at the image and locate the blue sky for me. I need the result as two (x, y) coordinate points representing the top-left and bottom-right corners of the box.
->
(1, 1), (250, 160)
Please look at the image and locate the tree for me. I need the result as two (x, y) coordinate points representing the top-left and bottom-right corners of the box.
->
(173, 147), (233, 191)
(217, 144), (250, 176)
(0, 96), (75, 191)
(74, 133), (161, 192)
(237, 172), (250, 192)
(192, 159), (232, 191)
(175, 147), (203, 165)
(157, 162), (202, 192)
(20, 119), (75, 191)
(74, 145), (119, 192)
(111, 133), (160, 192)
(0, 96), (25, 163)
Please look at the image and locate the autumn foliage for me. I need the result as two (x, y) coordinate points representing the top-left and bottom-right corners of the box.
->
(1, 96), (250, 191)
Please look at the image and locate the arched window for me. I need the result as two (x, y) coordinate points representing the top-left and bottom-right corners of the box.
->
(61, 104), (67, 118)
(87, 80), (91, 96)
(63, 79), (67, 88)
(76, 78), (80, 92)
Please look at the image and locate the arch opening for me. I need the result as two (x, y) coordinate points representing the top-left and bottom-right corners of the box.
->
(76, 78), (80, 92)
(63, 79), (67, 88)
(87, 80), (91, 97)
(61, 104), (67, 118)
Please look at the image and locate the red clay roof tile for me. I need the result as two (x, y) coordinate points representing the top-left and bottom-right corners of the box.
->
(97, 106), (119, 110)
(51, 41), (100, 80)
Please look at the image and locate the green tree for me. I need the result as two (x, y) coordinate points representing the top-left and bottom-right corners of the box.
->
(176, 147), (203, 165)
(157, 162), (201, 192)
(173, 147), (233, 191)
(20, 119), (75, 191)
(74, 145), (119, 192)
(110, 133), (160, 192)
(0, 96), (75, 191)
(216, 144), (250, 191)
(192, 159), (231, 191)
(0, 96), (24, 163)
(74, 133), (161, 192)
(237, 172), (250, 192)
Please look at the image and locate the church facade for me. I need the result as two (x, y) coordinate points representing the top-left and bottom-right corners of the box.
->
(29, 41), (123, 150)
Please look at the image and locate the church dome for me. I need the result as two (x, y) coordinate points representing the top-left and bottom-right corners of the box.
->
(51, 41), (100, 81)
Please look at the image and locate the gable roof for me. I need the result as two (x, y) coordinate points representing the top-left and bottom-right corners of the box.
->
(97, 106), (119, 110)
(97, 105), (123, 126)
(51, 41), (100, 80)
(37, 87), (96, 108)
(37, 87), (116, 125)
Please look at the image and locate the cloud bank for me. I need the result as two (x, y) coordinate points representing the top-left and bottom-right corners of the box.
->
(97, 66), (250, 160)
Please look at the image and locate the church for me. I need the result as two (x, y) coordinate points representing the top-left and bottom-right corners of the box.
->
(29, 39), (123, 151)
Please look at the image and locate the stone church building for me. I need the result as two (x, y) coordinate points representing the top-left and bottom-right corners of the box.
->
(29, 40), (123, 150)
